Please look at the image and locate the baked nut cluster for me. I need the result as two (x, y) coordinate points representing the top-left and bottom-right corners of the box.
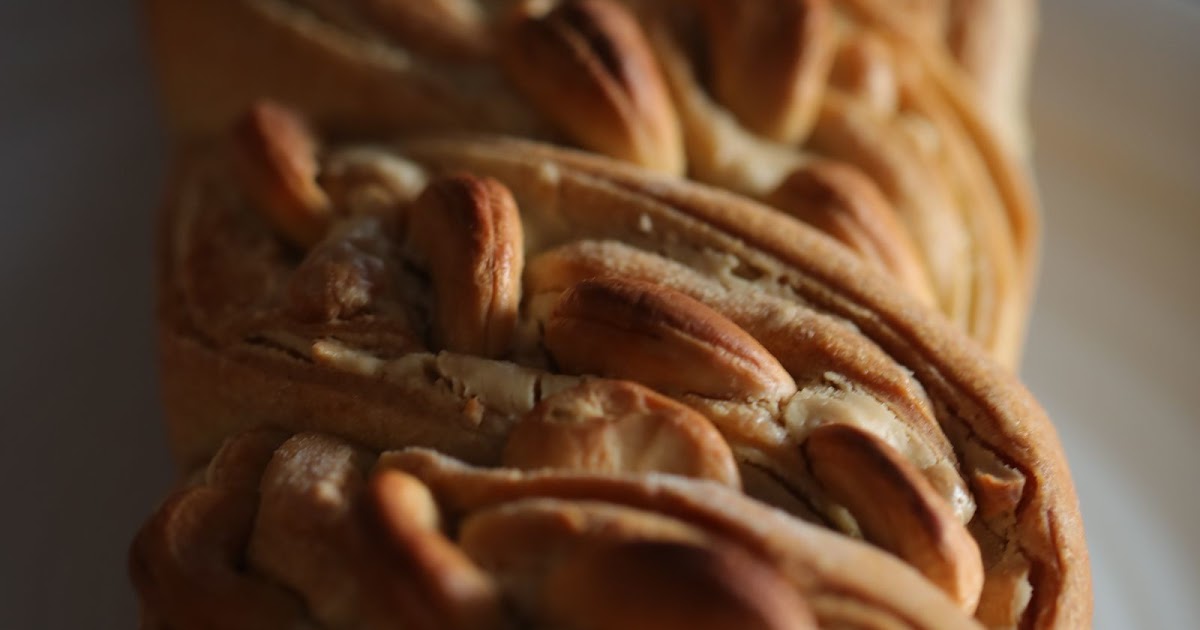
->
(137, 103), (1089, 628)
(145, 0), (1038, 364)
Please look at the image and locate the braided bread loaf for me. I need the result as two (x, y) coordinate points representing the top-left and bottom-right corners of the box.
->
(142, 104), (1089, 628)
(143, 0), (1037, 365)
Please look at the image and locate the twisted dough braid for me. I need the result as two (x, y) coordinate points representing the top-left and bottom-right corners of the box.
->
(133, 429), (988, 629)
(145, 105), (1088, 628)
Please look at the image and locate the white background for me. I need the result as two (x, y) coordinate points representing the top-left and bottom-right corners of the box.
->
(0, 0), (1196, 626)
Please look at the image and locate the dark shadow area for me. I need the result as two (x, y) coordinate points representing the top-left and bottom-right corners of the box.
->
(0, 1), (173, 626)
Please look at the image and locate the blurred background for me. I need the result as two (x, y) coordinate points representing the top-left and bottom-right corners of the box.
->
(0, 0), (1195, 626)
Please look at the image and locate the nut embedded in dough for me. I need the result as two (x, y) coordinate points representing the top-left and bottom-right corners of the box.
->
(829, 31), (900, 116)
(502, 379), (740, 486)
(406, 173), (524, 358)
(803, 423), (984, 612)
(232, 100), (332, 248)
(544, 277), (797, 402)
(696, 0), (837, 143)
(318, 147), (429, 218)
(768, 161), (936, 306)
(500, 0), (683, 173)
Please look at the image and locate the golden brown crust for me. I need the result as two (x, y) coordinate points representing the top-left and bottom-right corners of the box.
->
(367, 470), (507, 629)
(142, 0), (1039, 363)
(155, 131), (1087, 627)
(141, 0), (546, 139)
(384, 447), (982, 629)
(134, 430), (984, 629)
(540, 538), (819, 630)
(944, 0), (1037, 156)
(138, 0), (1068, 624)
(404, 136), (1086, 628)
(129, 430), (312, 630)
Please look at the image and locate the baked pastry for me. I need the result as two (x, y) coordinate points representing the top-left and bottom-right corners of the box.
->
(143, 0), (1038, 365)
(131, 428), (985, 629)
(149, 104), (1088, 627)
